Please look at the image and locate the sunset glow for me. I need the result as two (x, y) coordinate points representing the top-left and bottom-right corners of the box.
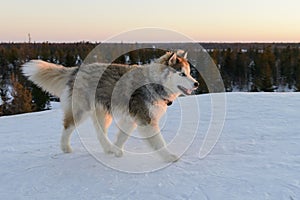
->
(1, 0), (300, 42)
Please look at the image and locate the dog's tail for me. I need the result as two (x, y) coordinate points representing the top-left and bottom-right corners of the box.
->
(22, 60), (78, 98)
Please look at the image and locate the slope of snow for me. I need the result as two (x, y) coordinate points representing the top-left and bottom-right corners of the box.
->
(1, 93), (300, 199)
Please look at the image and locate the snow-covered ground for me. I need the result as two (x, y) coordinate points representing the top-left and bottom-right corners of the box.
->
(1, 93), (300, 199)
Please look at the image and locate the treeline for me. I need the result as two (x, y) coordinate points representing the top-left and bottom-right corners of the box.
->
(209, 45), (300, 92)
(0, 42), (299, 116)
(0, 42), (96, 116)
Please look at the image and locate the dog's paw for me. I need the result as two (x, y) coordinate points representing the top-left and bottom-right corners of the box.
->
(113, 148), (124, 157)
(104, 145), (123, 157)
(61, 145), (72, 153)
(103, 145), (114, 154)
(111, 146), (124, 157)
(163, 154), (179, 163)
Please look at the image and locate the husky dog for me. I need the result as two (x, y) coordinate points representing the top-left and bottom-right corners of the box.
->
(22, 51), (199, 162)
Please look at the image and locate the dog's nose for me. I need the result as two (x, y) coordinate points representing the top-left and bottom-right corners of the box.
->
(194, 82), (199, 88)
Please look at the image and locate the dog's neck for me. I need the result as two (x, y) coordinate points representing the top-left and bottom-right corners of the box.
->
(164, 93), (180, 106)
(144, 83), (177, 106)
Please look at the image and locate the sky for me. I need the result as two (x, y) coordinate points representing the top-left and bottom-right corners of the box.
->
(1, 0), (300, 42)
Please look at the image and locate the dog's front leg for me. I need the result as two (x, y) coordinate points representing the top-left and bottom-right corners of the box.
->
(137, 123), (179, 162)
(112, 118), (137, 157)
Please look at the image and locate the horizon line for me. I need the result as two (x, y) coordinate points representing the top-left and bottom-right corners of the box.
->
(1, 40), (300, 44)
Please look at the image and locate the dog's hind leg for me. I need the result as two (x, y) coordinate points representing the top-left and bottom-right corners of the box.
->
(61, 127), (75, 153)
(112, 118), (137, 157)
(61, 111), (76, 153)
(92, 108), (113, 154)
(137, 122), (179, 162)
(61, 109), (87, 153)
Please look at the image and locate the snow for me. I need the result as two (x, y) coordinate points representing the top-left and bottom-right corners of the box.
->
(1, 93), (300, 199)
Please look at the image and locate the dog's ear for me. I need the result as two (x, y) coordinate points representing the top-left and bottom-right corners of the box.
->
(176, 50), (188, 59)
(155, 51), (172, 64)
(168, 53), (177, 66)
(183, 52), (188, 59)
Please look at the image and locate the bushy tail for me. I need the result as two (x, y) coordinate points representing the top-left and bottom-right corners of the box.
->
(22, 60), (78, 97)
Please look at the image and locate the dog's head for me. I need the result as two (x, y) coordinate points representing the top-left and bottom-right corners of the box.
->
(156, 51), (199, 95)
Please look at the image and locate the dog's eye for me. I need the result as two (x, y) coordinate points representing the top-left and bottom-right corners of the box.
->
(179, 72), (186, 77)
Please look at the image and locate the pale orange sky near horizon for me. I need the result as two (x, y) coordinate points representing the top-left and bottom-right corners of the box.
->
(1, 0), (300, 42)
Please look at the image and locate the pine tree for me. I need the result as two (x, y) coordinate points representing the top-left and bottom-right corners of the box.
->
(257, 47), (274, 91)
(64, 52), (76, 67)
(31, 85), (50, 111)
(235, 51), (248, 90)
(0, 87), (9, 116)
(10, 74), (32, 114)
(280, 46), (294, 89)
(0, 63), (9, 115)
(209, 49), (220, 66)
(220, 48), (236, 91)
(295, 51), (300, 91)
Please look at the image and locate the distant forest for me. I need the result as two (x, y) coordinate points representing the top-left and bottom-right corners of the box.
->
(1, 42), (300, 116)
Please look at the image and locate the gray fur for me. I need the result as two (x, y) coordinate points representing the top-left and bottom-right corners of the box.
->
(22, 51), (199, 162)
(69, 60), (177, 125)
